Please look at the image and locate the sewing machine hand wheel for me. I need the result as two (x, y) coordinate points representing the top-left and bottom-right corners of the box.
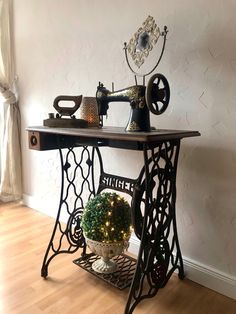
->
(145, 73), (170, 115)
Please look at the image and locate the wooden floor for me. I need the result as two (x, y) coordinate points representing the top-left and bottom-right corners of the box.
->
(0, 202), (235, 314)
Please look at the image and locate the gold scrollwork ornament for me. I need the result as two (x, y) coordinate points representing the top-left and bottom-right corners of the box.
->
(127, 15), (161, 68)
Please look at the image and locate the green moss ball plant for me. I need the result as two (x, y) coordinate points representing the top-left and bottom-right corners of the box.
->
(81, 192), (132, 243)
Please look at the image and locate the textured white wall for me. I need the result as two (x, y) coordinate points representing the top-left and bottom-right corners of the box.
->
(14, 0), (236, 292)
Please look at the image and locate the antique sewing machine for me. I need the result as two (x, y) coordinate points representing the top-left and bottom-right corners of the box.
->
(96, 73), (170, 132)
(96, 16), (170, 132)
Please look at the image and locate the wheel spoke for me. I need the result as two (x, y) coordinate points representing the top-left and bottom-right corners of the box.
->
(155, 77), (161, 86)
(153, 102), (160, 112)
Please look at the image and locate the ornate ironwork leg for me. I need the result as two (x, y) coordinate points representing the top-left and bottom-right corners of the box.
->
(41, 146), (102, 278)
(125, 140), (184, 313)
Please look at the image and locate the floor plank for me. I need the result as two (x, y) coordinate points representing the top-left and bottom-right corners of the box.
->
(0, 202), (235, 314)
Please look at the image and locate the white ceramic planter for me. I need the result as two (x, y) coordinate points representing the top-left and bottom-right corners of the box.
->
(85, 237), (129, 274)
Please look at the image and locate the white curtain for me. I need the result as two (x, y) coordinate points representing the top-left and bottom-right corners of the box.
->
(0, 0), (22, 202)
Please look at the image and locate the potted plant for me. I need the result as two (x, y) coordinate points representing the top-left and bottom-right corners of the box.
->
(81, 192), (132, 274)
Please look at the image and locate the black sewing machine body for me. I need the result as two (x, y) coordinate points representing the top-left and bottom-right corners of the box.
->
(96, 73), (170, 132)
(96, 84), (148, 131)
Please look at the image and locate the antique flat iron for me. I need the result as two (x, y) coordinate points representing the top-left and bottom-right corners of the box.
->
(96, 16), (170, 132)
(44, 95), (88, 128)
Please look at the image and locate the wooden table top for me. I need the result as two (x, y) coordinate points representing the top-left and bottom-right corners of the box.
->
(27, 126), (200, 143)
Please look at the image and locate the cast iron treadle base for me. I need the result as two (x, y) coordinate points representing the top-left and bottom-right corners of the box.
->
(73, 253), (136, 290)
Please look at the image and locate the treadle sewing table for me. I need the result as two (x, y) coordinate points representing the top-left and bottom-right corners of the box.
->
(27, 126), (200, 314)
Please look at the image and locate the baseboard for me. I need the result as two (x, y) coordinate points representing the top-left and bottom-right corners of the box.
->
(182, 255), (236, 300)
(23, 194), (236, 300)
(128, 235), (236, 300)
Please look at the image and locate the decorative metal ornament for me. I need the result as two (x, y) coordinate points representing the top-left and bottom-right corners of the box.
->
(124, 17), (168, 78)
(127, 16), (161, 68)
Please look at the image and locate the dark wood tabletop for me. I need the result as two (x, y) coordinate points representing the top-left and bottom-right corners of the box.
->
(27, 126), (200, 150)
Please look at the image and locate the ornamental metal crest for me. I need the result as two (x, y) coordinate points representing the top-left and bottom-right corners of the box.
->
(127, 16), (161, 68)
